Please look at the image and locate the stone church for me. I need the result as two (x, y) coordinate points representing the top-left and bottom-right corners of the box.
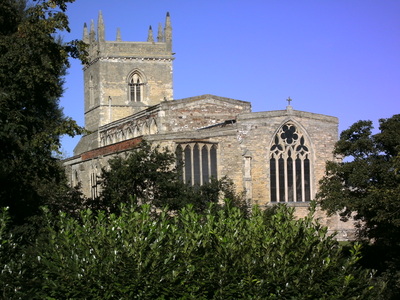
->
(63, 12), (354, 239)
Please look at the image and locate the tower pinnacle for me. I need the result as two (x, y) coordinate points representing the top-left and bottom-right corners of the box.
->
(89, 19), (95, 43)
(164, 12), (172, 51)
(157, 23), (163, 42)
(83, 22), (89, 43)
(97, 11), (105, 42)
(147, 25), (154, 42)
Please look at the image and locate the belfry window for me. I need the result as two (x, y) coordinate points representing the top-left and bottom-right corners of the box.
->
(176, 143), (218, 185)
(269, 123), (312, 203)
(129, 73), (143, 102)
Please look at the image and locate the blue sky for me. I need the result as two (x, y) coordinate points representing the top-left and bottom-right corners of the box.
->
(60, 0), (400, 156)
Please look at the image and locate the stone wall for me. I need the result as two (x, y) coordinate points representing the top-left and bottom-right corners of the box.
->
(85, 95), (251, 150)
(234, 108), (338, 205)
(160, 95), (251, 132)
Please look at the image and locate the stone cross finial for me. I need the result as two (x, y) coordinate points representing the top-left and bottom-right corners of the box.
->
(286, 97), (292, 106)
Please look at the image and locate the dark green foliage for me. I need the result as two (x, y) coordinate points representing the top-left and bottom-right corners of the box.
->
(98, 142), (182, 211)
(0, 202), (379, 299)
(0, 0), (86, 224)
(97, 142), (248, 214)
(317, 114), (400, 298)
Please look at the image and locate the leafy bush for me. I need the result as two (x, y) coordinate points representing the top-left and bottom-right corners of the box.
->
(1, 202), (380, 299)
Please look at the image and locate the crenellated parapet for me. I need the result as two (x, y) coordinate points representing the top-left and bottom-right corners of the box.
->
(83, 11), (173, 64)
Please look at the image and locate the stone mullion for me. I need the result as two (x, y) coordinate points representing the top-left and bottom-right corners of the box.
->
(275, 154), (280, 202)
(199, 143), (204, 185)
(292, 151), (297, 202)
(301, 156), (305, 202)
(190, 145), (194, 185)
(139, 84), (142, 102)
(201, 145), (209, 184)
(207, 145), (212, 182)
(182, 144), (186, 182)
(90, 173), (92, 199)
(284, 151), (288, 202)
(309, 154), (313, 200)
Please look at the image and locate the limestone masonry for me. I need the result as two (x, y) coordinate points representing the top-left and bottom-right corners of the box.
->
(63, 12), (355, 240)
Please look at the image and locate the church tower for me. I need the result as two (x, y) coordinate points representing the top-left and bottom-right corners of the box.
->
(82, 12), (174, 132)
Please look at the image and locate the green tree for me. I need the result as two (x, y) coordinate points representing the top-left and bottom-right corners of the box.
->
(0, 0), (85, 224)
(317, 114), (400, 298)
(0, 202), (381, 299)
(98, 142), (183, 211)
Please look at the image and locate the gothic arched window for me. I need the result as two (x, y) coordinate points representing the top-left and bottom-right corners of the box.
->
(176, 143), (218, 185)
(270, 123), (312, 203)
(129, 73), (144, 102)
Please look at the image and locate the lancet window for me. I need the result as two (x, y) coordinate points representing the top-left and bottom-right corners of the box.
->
(269, 123), (312, 203)
(129, 73), (144, 102)
(90, 167), (99, 199)
(176, 143), (218, 185)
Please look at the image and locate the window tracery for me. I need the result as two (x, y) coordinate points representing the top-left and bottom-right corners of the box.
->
(270, 123), (311, 203)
